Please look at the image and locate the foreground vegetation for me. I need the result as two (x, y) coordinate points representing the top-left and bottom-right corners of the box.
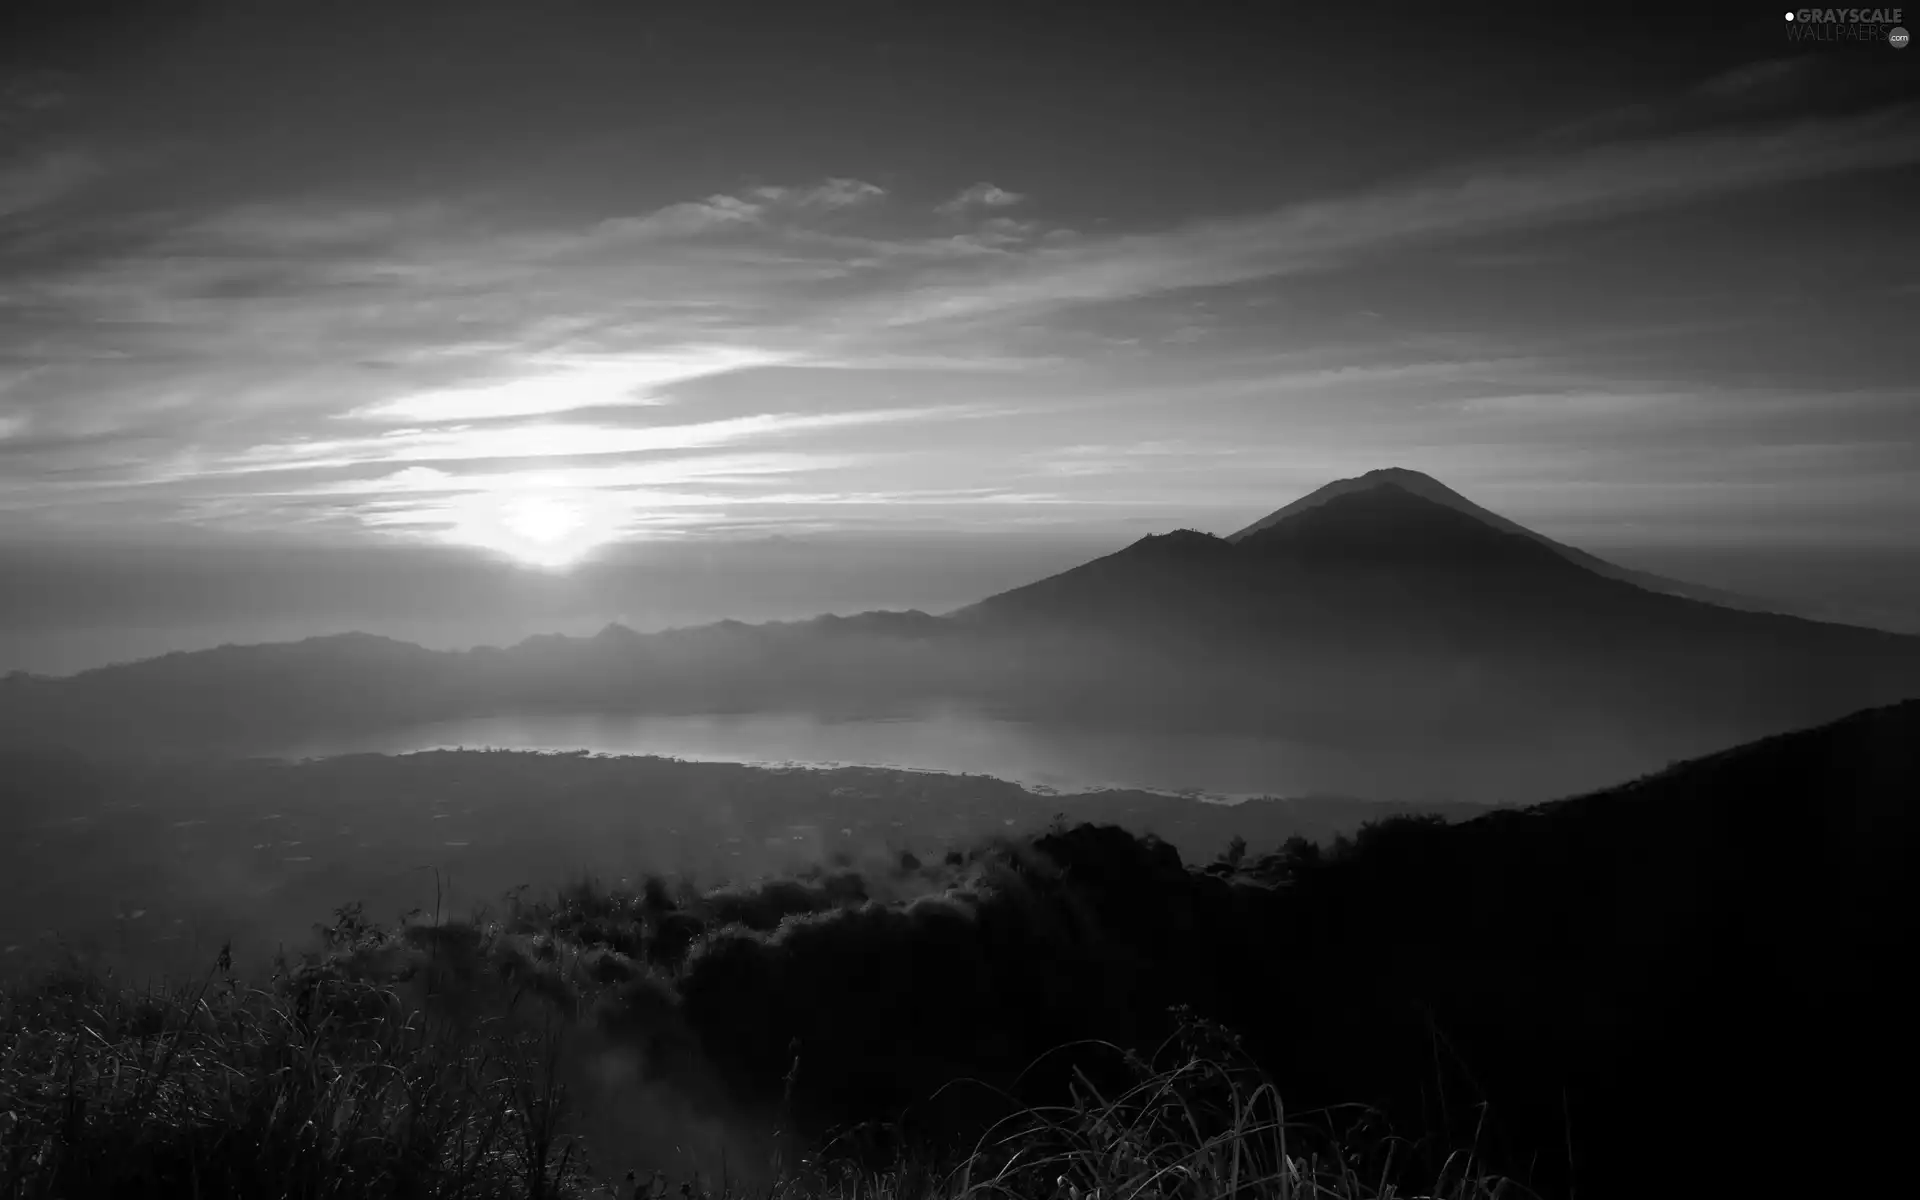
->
(2, 942), (581, 1197)
(5, 696), (1914, 1197)
(1, 926), (1528, 1199)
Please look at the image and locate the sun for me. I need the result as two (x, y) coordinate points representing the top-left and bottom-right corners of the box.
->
(443, 488), (628, 570)
(502, 495), (584, 548)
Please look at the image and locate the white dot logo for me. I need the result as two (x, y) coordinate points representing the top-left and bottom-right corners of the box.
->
(1892, 26), (1911, 47)
(1785, 11), (1795, 18)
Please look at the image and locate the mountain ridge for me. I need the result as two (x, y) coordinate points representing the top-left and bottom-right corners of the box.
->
(4, 468), (1916, 799)
(955, 479), (1900, 645)
(1228, 466), (1783, 612)
(8, 469), (1898, 681)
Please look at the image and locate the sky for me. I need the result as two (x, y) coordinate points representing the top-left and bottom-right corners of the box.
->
(1, 1), (1917, 669)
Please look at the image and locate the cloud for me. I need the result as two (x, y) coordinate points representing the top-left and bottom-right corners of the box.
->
(181, 204), (456, 252)
(726, 489), (1112, 506)
(1455, 390), (1692, 417)
(3, 86), (1911, 550)
(1216, 358), (1547, 397)
(585, 179), (886, 246)
(590, 195), (769, 243)
(1538, 55), (1904, 149)
(751, 178), (888, 210)
(0, 163), (1062, 546)
(937, 183), (1025, 216)
(0, 70), (73, 122)
(869, 104), (1920, 328)
(796, 352), (1065, 372)
(348, 347), (799, 422)
(272, 453), (868, 497)
(0, 150), (101, 219)
(1693, 58), (1816, 107)
(776, 218), (1046, 271)
(222, 405), (1001, 473)
(1032, 440), (1254, 478)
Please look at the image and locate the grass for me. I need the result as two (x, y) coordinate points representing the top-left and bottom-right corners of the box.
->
(0, 947), (586, 1198)
(1, 902), (1537, 1200)
(776, 1010), (1535, 1200)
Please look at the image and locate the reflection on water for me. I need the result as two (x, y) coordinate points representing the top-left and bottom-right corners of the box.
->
(271, 705), (1563, 804)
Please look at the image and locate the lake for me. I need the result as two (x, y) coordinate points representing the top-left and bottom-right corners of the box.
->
(270, 705), (1630, 804)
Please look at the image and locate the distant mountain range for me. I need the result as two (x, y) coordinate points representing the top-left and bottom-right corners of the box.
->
(5, 468), (1917, 796)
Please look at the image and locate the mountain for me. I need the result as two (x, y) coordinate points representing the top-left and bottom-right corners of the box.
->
(961, 475), (1897, 650)
(0, 611), (978, 760)
(957, 470), (1895, 638)
(1227, 466), (1780, 613)
(3, 469), (1916, 799)
(956, 474), (1920, 755)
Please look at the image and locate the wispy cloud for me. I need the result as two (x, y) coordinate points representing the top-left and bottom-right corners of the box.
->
(870, 104), (1920, 328)
(1193, 358), (1548, 400)
(750, 178), (888, 210)
(0, 69), (73, 122)
(796, 351), (1066, 372)
(699, 488), (1096, 507)
(936, 182), (1025, 215)
(347, 347), (799, 421)
(585, 194), (771, 243)
(178, 203), (458, 253)
(0, 68), (98, 221)
(223, 405), (1001, 474)
(578, 178), (886, 247)
(1543, 57), (1827, 146)
(1693, 57), (1816, 107)
(3, 68), (1914, 552)
(1032, 440), (1254, 478)
(0, 149), (101, 219)
(270, 453), (869, 497)
(1455, 390), (1692, 417)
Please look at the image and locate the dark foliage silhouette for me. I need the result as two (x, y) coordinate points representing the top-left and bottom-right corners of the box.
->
(4, 699), (1913, 1196)
(565, 699), (1915, 1196)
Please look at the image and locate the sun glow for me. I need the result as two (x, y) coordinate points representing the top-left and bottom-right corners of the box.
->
(441, 487), (631, 570)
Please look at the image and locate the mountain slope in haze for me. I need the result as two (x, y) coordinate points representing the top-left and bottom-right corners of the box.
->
(4, 470), (1917, 795)
(1227, 466), (1780, 613)
(960, 477), (1910, 653)
(955, 477), (1920, 751)
(954, 478), (1614, 634)
(0, 611), (970, 756)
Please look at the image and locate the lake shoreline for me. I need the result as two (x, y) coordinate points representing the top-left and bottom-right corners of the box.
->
(259, 703), (1538, 806)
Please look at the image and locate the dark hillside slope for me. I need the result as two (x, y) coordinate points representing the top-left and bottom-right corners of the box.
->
(613, 700), (1916, 1197)
(1201, 698), (1917, 1195)
(2, 702), (1909, 1196)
